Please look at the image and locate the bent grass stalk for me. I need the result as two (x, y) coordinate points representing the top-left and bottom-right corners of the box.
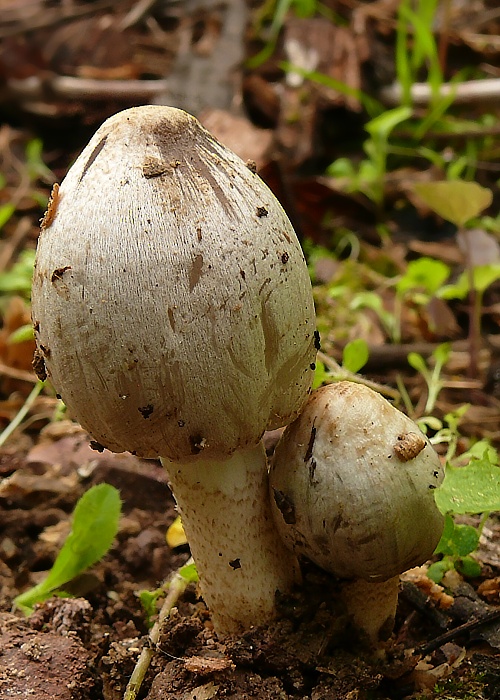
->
(0, 379), (45, 448)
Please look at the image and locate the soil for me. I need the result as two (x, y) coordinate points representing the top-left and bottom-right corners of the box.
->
(1, 423), (500, 700)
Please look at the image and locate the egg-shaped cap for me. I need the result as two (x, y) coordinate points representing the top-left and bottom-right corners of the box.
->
(270, 382), (445, 580)
(32, 106), (316, 460)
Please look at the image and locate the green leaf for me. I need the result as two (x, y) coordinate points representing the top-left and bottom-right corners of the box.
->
(456, 555), (482, 578)
(179, 561), (198, 583)
(8, 324), (34, 344)
(0, 249), (36, 297)
(350, 291), (383, 312)
(471, 264), (500, 294)
(327, 157), (356, 179)
(312, 359), (328, 389)
(396, 257), (450, 296)
(342, 339), (369, 374)
(413, 181), (493, 227)
(138, 588), (163, 626)
(427, 559), (453, 583)
(365, 106), (412, 142)
(407, 352), (427, 374)
(434, 514), (479, 557)
(435, 453), (500, 515)
(14, 484), (121, 612)
(439, 265), (500, 300)
(433, 342), (451, 366)
(0, 203), (15, 230)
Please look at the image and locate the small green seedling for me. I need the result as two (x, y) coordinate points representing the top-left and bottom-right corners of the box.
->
(328, 106), (412, 208)
(341, 338), (370, 374)
(430, 444), (500, 582)
(428, 404), (470, 462)
(414, 180), (493, 378)
(138, 560), (198, 628)
(408, 342), (451, 416)
(428, 514), (482, 583)
(312, 338), (370, 390)
(393, 257), (450, 343)
(14, 483), (122, 614)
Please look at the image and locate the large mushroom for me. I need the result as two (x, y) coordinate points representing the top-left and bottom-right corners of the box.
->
(269, 381), (445, 647)
(31, 106), (317, 635)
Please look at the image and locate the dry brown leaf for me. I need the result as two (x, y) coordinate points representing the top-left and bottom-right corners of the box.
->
(183, 655), (235, 674)
(401, 567), (454, 609)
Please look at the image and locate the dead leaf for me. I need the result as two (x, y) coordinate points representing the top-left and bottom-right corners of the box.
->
(184, 654), (235, 674)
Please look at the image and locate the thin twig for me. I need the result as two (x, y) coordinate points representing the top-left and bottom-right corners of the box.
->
(0, 76), (170, 103)
(380, 78), (500, 107)
(418, 608), (500, 657)
(123, 558), (194, 700)
(0, 0), (117, 38)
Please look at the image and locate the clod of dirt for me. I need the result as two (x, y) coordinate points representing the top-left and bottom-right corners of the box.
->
(0, 612), (99, 699)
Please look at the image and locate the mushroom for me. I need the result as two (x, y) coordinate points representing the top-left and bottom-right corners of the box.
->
(269, 381), (445, 648)
(31, 106), (317, 635)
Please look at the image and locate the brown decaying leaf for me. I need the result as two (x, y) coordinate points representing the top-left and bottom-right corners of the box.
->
(401, 567), (454, 609)
(183, 655), (235, 675)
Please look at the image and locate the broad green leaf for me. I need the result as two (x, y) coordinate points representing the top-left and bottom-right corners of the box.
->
(0, 249), (36, 296)
(456, 555), (482, 578)
(14, 483), (121, 612)
(464, 440), (498, 464)
(435, 454), (500, 514)
(438, 276), (469, 301)
(434, 514), (479, 557)
(396, 257), (450, 296)
(342, 339), (369, 374)
(413, 181), (492, 227)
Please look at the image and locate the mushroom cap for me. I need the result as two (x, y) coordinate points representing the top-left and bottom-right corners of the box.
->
(269, 382), (445, 581)
(32, 106), (316, 461)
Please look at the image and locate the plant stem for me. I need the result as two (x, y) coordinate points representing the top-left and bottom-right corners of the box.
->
(123, 559), (194, 700)
(0, 380), (45, 448)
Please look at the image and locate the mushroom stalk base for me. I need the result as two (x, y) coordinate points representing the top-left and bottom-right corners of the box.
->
(161, 443), (300, 636)
(341, 576), (400, 649)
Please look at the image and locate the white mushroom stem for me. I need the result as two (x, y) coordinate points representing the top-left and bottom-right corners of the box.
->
(162, 443), (300, 636)
(340, 576), (400, 650)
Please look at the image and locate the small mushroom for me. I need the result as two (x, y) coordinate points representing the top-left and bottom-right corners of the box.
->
(31, 106), (317, 635)
(269, 381), (445, 648)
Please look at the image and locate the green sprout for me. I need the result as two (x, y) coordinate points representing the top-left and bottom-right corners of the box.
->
(14, 483), (122, 614)
(414, 180), (493, 377)
(408, 342), (451, 416)
(431, 444), (500, 583)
